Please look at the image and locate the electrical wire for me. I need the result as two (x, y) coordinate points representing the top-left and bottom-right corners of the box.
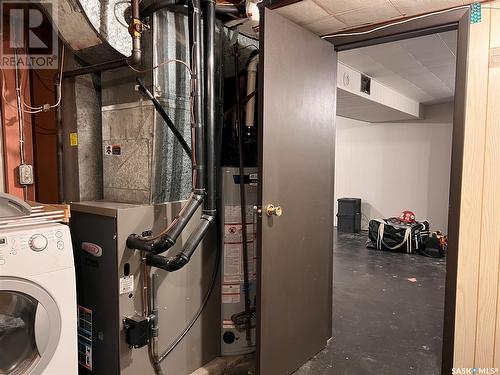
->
(50, 44), (65, 109)
(321, 5), (471, 39)
(0, 66), (30, 112)
(0, 45), (65, 114)
(14, 50), (26, 167)
(127, 58), (192, 75)
(20, 61), (43, 111)
(21, 44), (65, 112)
(0, 56), (43, 116)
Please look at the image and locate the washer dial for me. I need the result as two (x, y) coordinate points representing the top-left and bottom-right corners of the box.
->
(29, 234), (48, 252)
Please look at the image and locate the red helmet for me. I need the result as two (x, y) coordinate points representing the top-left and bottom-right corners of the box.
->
(399, 210), (416, 223)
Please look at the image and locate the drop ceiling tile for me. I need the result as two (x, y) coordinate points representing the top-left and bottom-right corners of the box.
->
(391, 0), (465, 16)
(338, 28), (458, 104)
(334, 2), (402, 27)
(311, 0), (387, 15)
(437, 31), (458, 56)
(305, 16), (348, 35)
(404, 73), (453, 98)
(275, 0), (330, 26)
(339, 50), (435, 103)
(339, 51), (387, 77)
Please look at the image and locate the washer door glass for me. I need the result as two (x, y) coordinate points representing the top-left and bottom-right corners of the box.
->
(0, 278), (61, 375)
(0, 291), (39, 374)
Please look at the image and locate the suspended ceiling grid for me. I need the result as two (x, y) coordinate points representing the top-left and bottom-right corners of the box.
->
(338, 31), (457, 104)
(275, 0), (477, 36)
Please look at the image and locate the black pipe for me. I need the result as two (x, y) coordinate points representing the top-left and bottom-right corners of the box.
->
(141, 0), (188, 18)
(140, 0), (240, 18)
(146, 214), (214, 270)
(61, 59), (128, 80)
(192, 0), (205, 195)
(127, 193), (203, 253)
(138, 0), (217, 273)
(127, 0), (209, 258)
(147, 252), (189, 272)
(136, 78), (192, 159)
(204, 0), (216, 215)
(233, 43), (252, 343)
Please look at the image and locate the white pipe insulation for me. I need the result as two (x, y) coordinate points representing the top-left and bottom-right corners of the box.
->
(245, 55), (259, 127)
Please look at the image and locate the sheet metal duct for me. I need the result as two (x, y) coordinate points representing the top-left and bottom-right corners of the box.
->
(41, 0), (131, 64)
(100, 10), (193, 204)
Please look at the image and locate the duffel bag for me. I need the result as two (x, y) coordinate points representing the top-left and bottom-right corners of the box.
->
(368, 218), (430, 254)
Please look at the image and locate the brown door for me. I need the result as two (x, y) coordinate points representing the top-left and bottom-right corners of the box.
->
(257, 8), (337, 375)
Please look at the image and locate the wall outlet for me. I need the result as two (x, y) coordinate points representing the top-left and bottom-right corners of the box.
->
(18, 164), (34, 185)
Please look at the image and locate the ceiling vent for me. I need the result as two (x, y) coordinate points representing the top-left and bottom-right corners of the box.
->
(337, 62), (421, 123)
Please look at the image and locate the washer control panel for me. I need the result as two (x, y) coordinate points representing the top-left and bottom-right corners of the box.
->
(0, 223), (72, 274)
(29, 234), (49, 252)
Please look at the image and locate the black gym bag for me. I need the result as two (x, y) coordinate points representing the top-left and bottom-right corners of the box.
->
(368, 218), (430, 254)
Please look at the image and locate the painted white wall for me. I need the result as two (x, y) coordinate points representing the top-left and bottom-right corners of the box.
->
(334, 102), (453, 232)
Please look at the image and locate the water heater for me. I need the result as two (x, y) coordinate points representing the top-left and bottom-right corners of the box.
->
(220, 167), (257, 355)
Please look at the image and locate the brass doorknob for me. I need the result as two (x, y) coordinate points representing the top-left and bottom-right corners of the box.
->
(266, 204), (283, 217)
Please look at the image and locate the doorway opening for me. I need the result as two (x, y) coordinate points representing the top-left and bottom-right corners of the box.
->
(331, 30), (456, 374)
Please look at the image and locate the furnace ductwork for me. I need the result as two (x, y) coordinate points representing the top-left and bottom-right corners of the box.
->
(41, 0), (133, 64)
(126, 0), (217, 269)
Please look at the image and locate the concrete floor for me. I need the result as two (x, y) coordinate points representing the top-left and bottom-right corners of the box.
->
(201, 230), (446, 375)
(190, 354), (255, 375)
(294, 230), (447, 375)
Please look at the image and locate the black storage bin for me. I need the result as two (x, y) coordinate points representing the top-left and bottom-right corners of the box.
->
(337, 213), (361, 233)
(338, 198), (361, 216)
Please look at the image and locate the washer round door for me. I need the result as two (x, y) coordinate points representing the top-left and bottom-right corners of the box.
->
(0, 277), (62, 375)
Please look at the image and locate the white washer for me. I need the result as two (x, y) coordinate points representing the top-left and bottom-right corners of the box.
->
(0, 223), (77, 375)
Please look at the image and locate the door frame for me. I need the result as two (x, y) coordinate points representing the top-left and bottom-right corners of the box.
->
(257, 3), (471, 374)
